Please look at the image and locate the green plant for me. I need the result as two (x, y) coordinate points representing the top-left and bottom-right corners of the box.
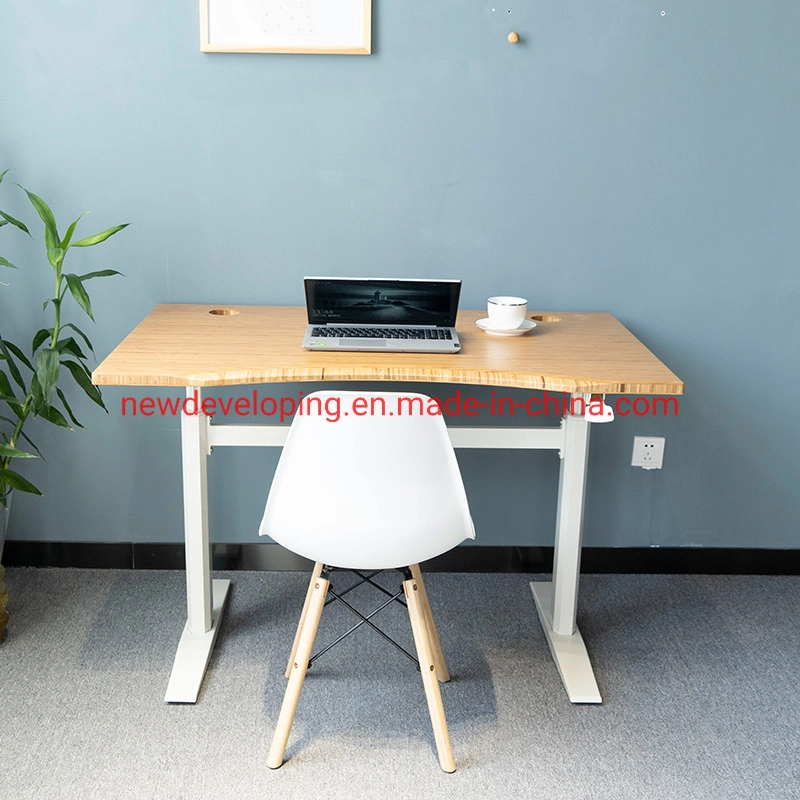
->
(0, 169), (128, 507)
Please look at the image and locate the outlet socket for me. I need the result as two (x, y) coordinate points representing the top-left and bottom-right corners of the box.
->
(632, 436), (665, 470)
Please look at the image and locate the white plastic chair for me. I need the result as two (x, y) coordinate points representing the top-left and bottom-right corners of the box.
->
(259, 390), (475, 772)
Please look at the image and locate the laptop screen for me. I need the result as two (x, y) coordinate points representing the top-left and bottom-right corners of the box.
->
(305, 278), (461, 326)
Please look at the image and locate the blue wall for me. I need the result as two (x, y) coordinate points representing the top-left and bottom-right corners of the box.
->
(2, 1), (799, 549)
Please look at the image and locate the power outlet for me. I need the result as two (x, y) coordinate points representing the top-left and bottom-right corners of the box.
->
(632, 436), (665, 470)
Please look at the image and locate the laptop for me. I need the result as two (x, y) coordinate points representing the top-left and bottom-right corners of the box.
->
(302, 277), (462, 353)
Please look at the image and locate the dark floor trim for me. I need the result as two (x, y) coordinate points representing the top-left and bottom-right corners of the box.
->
(3, 541), (800, 575)
(3, 541), (133, 570)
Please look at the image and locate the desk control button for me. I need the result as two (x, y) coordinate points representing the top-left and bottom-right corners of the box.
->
(582, 394), (615, 423)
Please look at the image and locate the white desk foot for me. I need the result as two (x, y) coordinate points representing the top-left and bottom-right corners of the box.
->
(164, 579), (231, 704)
(530, 581), (602, 704)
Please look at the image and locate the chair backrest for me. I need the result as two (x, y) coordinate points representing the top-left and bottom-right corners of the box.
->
(259, 390), (475, 569)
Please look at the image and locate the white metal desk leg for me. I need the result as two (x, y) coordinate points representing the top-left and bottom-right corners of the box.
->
(531, 406), (602, 704)
(164, 387), (231, 703)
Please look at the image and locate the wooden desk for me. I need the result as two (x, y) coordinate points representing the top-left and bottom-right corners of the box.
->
(94, 305), (683, 704)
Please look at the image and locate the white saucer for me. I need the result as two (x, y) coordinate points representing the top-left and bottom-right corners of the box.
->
(475, 318), (537, 337)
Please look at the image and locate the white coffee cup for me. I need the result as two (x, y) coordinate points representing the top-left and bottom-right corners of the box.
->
(487, 296), (528, 329)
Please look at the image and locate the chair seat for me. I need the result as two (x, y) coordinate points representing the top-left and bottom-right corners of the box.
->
(259, 391), (474, 570)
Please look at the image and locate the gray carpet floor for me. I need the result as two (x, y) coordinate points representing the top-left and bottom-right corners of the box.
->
(1, 568), (799, 800)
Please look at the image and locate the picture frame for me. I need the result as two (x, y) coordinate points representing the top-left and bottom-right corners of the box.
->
(200, 0), (372, 55)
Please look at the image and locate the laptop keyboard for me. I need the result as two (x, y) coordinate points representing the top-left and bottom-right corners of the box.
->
(311, 327), (452, 340)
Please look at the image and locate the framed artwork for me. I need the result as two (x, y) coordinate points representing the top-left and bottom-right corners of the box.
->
(200, 0), (372, 54)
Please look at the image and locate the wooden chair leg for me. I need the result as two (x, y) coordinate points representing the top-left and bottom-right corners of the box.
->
(404, 576), (456, 773)
(268, 574), (329, 769)
(409, 564), (450, 682)
(285, 562), (324, 679)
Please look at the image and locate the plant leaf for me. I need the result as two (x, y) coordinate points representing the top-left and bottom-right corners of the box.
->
(30, 371), (43, 406)
(0, 468), (43, 495)
(0, 394), (24, 409)
(60, 211), (88, 250)
(0, 443), (37, 459)
(0, 378), (22, 420)
(0, 256), (18, 269)
(0, 340), (26, 391)
(70, 222), (128, 247)
(16, 428), (43, 459)
(0, 418), (44, 460)
(36, 403), (71, 429)
(35, 347), (61, 409)
(56, 387), (84, 429)
(61, 323), (95, 355)
(47, 246), (65, 268)
(61, 359), (106, 410)
(64, 273), (94, 320)
(0, 209), (31, 236)
(56, 337), (86, 359)
(3, 340), (34, 372)
(0, 169), (8, 185)
(17, 184), (60, 249)
(77, 269), (123, 281)
(32, 328), (52, 353)
(0, 368), (18, 400)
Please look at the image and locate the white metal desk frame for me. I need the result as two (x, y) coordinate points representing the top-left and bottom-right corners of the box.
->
(168, 387), (601, 705)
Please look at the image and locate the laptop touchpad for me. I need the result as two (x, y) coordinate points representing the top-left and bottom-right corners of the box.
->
(341, 338), (387, 347)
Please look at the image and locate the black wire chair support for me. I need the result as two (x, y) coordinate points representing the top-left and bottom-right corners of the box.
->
(308, 566), (419, 670)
